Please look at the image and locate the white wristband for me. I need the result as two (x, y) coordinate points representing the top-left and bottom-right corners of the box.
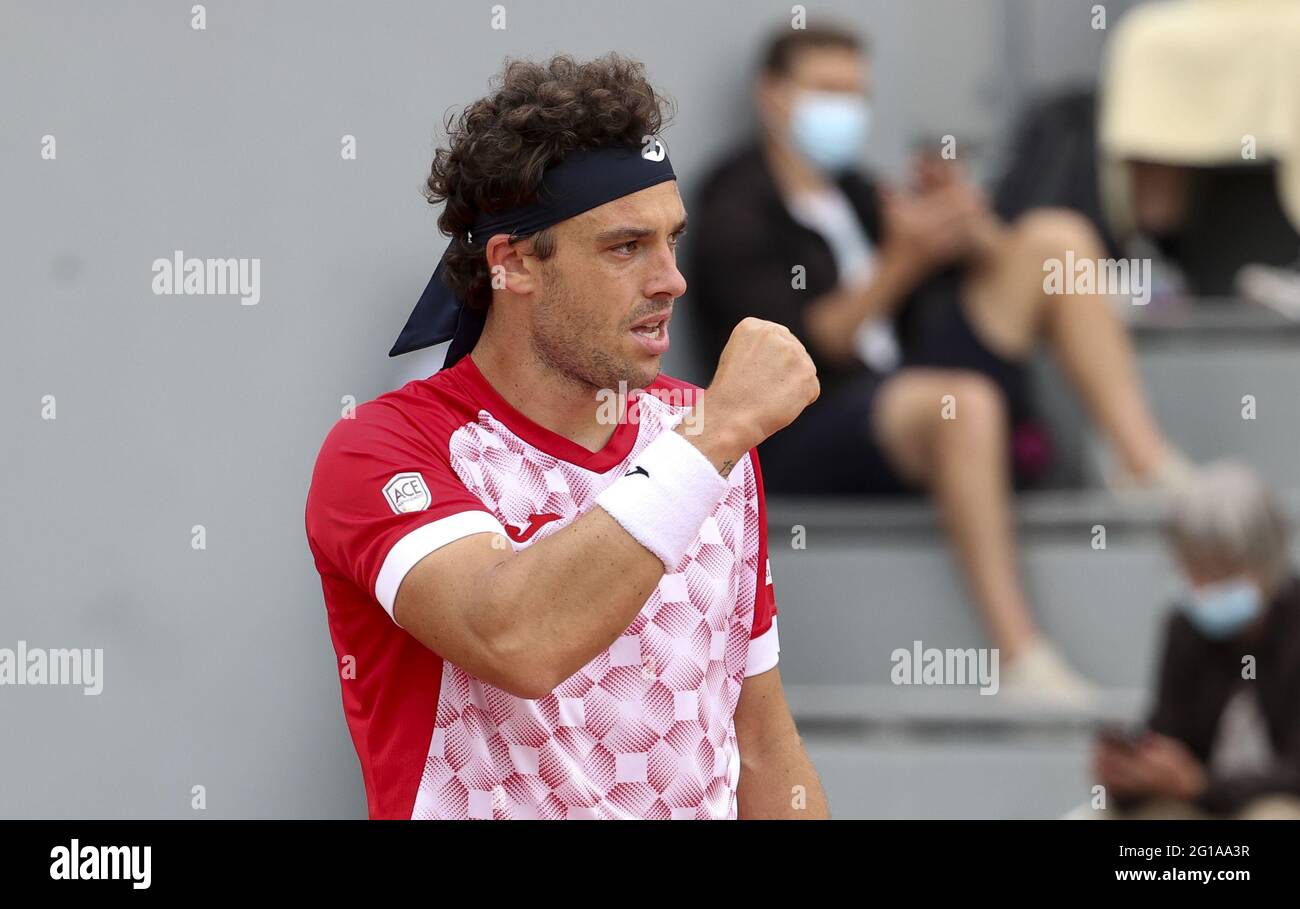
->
(596, 427), (733, 569)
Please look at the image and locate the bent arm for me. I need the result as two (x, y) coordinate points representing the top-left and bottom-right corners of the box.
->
(802, 251), (920, 365)
(392, 317), (818, 700)
(393, 417), (746, 699)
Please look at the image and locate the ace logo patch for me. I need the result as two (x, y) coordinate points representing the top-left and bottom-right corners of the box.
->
(383, 472), (431, 514)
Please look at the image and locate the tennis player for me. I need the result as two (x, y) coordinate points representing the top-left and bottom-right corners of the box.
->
(305, 53), (828, 819)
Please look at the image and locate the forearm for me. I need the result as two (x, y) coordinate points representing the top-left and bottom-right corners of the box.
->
(469, 506), (662, 689)
(470, 415), (748, 692)
(737, 735), (830, 819)
(803, 251), (921, 364)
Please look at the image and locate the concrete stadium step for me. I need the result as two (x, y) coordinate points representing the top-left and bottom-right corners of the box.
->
(784, 683), (1145, 726)
(1035, 300), (1300, 490)
(766, 492), (1176, 695)
(765, 491), (1300, 700)
(800, 727), (1095, 819)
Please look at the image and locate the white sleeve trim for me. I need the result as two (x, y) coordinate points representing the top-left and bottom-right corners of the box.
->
(374, 510), (507, 622)
(744, 617), (780, 678)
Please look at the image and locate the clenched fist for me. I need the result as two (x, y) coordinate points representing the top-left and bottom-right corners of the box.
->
(679, 318), (819, 472)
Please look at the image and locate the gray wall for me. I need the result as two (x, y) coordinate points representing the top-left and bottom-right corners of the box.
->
(2, 0), (1137, 818)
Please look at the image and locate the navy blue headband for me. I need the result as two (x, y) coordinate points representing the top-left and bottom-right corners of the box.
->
(390, 140), (676, 364)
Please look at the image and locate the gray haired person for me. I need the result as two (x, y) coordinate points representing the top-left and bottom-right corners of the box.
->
(1092, 460), (1300, 819)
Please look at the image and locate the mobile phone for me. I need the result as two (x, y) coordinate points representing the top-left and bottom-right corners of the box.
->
(1098, 722), (1147, 749)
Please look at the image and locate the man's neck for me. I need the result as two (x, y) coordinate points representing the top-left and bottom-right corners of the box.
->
(471, 326), (621, 454)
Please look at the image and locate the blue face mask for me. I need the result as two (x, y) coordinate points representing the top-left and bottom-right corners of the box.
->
(790, 91), (870, 174)
(1181, 577), (1263, 640)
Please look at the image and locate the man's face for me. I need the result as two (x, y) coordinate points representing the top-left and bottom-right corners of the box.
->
(760, 46), (871, 139)
(526, 180), (687, 392)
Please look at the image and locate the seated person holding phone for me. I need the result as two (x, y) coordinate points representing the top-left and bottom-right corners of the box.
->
(691, 22), (1187, 706)
(1092, 461), (1300, 819)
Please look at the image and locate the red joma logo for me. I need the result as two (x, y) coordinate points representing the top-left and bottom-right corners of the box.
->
(505, 513), (561, 543)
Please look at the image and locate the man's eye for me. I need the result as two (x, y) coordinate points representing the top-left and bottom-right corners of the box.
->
(614, 241), (638, 255)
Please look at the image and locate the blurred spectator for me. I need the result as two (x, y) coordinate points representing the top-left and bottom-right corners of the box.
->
(1097, 0), (1300, 297)
(689, 22), (1187, 707)
(1092, 461), (1300, 819)
(994, 88), (1119, 259)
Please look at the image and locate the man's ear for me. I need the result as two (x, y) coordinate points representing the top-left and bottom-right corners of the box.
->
(484, 234), (540, 296)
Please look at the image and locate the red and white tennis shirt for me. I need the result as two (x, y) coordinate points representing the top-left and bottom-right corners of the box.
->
(304, 354), (779, 819)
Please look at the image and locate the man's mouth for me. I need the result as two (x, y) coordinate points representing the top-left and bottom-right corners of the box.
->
(631, 318), (667, 339)
(629, 312), (671, 354)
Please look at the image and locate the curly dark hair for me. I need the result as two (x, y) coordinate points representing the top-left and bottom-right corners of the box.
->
(424, 53), (674, 312)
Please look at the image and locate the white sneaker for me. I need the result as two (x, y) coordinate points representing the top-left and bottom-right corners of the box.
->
(999, 639), (1099, 711)
(1103, 447), (1196, 498)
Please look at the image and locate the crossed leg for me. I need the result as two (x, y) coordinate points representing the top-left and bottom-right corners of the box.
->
(866, 208), (1174, 662)
(961, 208), (1173, 480)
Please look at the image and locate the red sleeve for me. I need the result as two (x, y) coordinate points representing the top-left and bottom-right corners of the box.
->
(304, 406), (506, 620)
(744, 448), (780, 677)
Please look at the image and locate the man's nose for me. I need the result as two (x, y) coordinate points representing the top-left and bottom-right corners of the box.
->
(647, 244), (687, 300)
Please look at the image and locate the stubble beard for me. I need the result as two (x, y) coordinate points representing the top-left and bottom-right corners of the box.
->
(529, 274), (659, 395)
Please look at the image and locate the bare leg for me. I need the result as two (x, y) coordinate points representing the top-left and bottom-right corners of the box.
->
(873, 368), (1039, 660)
(961, 208), (1172, 478)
